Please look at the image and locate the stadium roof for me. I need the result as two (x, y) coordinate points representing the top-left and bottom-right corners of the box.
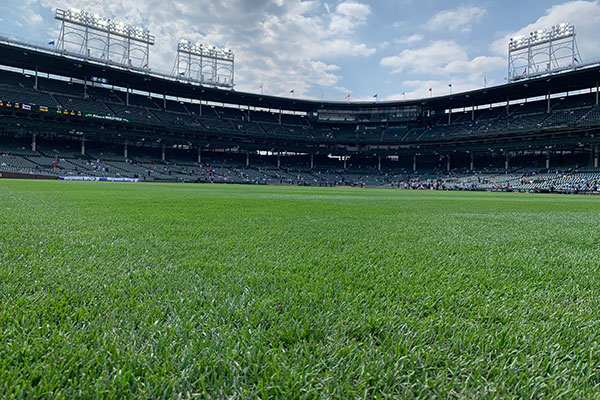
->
(2, 40), (600, 112)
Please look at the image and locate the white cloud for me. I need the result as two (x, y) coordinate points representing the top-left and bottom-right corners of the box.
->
(377, 41), (390, 49)
(427, 5), (487, 33)
(491, 0), (600, 59)
(35, 0), (374, 98)
(312, 39), (376, 58)
(336, 1), (370, 20)
(385, 1), (600, 101)
(10, 0), (43, 26)
(334, 85), (352, 94)
(386, 77), (491, 101)
(30, 13), (43, 24)
(381, 40), (504, 76)
(381, 39), (504, 99)
(330, 2), (371, 34)
(442, 55), (505, 75)
(392, 21), (405, 30)
(394, 34), (424, 46)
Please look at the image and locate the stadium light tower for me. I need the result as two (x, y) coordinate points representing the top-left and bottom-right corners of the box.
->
(508, 23), (581, 82)
(55, 8), (155, 70)
(173, 39), (234, 89)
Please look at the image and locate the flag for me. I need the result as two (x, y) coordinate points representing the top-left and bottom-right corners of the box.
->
(260, 84), (263, 89)
(345, 94), (351, 99)
(448, 83), (452, 87)
(289, 89), (295, 94)
(574, 57), (580, 64)
(522, 69), (527, 76)
(48, 40), (55, 46)
(429, 88), (432, 92)
(178, 72), (185, 76)
(373, 94), (378, 98)
(143, 63), (148, 69)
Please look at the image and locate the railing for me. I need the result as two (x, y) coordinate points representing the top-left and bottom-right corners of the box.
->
(509, 57), (600, 82)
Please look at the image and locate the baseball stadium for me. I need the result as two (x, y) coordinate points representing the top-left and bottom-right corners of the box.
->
(2, 3), (600, 398)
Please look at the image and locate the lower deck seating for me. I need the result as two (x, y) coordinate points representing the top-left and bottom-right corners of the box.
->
(1, 137), (598, 192)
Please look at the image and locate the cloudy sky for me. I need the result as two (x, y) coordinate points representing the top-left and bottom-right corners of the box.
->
(1, 0), (600, 101)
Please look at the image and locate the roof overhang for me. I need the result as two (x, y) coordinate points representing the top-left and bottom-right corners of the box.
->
(2, 41), (600, 112)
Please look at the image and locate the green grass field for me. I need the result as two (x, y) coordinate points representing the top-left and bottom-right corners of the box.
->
(2, 180), (600, 398)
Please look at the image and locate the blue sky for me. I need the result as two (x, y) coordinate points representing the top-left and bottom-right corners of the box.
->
(1, 0), (600, 101)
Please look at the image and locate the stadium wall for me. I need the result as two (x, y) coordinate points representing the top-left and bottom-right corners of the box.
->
(0, 171), (58, 180)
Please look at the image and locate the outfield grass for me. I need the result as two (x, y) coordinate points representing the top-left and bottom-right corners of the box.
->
(1, 180), (600, 398)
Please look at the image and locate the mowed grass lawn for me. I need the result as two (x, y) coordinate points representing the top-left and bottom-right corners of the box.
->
(1, 180), (600, 398)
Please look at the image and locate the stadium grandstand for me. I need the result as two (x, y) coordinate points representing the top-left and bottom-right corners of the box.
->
(1, 14), (600, 193)
(6, 5), (600, 398)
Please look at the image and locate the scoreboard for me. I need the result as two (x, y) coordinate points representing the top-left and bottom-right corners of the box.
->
(0, 100), (130, 123)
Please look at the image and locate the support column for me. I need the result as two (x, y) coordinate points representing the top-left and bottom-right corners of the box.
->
(506, 97), (510, 114)
(246, 153), (249, 167)
(413, 154), (417, 172)
(378, 156), (381, 171)
(126, 85), (130, 106)
(80, 136), (85, 156)
(31, 133), (37, 152)
(447, 155), (451, 172)
(343, 157), (347, 170)
(310, 153), (314, 169)
(124, 141), (128, 159)
(277, 153), (281, 168)
(161, 143), (166, 161)
(594, 145), (598, 168)
(596, 82), (599, 106)
(470, 152), (474, 172)
(34, 65), (38, 91)
(505, 152), (510, 171)
(278, 110), (282, 124)
(471, 104), (475, 121)
(547, 90), (551, 113)
(163, 93), (167, 109)
(198, 148), (202, 164)
(199, 101), (202, 117)
(546, 152), (551, 170)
